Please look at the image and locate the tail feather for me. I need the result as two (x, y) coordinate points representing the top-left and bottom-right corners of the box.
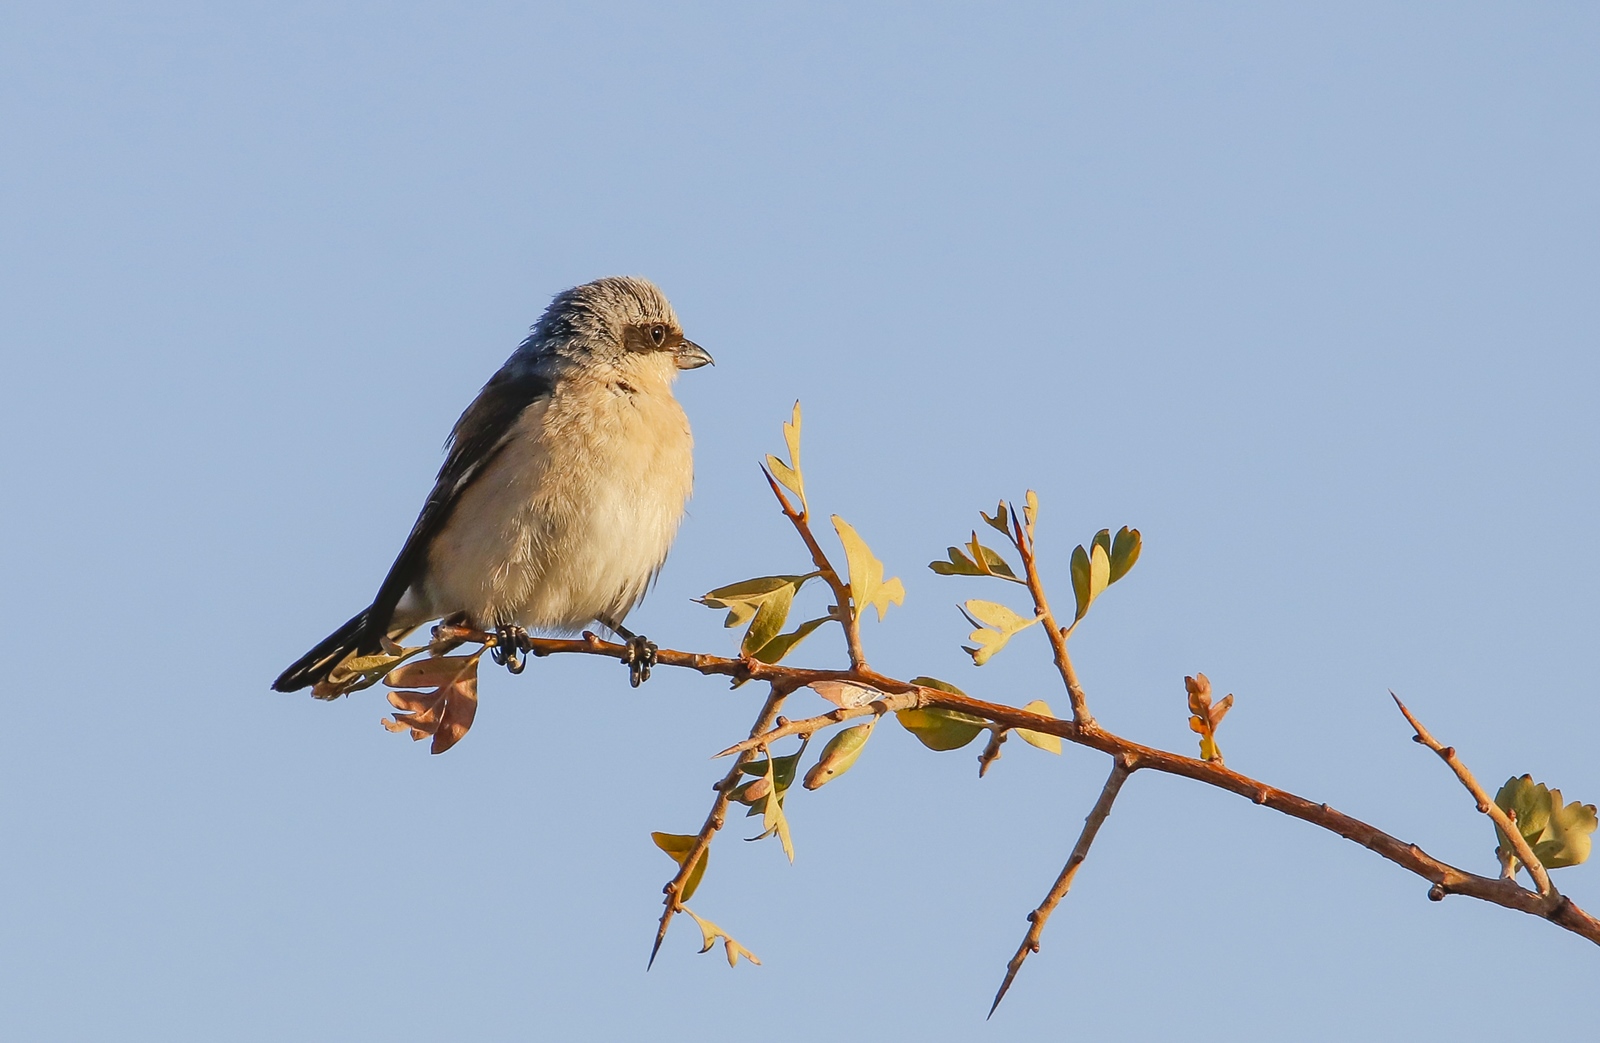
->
(273, 609), (381, 694)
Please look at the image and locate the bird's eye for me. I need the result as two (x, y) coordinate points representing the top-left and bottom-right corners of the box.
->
(649, 324), (667, 347)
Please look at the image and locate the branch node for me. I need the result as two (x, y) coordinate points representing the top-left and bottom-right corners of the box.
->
(1428, 884), (1448, 902)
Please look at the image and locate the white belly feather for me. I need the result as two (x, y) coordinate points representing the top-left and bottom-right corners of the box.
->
(418, 373), (694, 632)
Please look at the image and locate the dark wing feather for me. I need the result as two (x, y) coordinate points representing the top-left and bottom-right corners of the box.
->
(273, 364), (552, 693)
(368, 364), (555, 625)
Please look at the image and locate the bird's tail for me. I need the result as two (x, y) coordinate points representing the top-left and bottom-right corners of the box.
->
(272, 608), (383, 695)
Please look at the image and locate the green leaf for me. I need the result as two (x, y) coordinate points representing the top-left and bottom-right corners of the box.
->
(1070, 544), (1092, 622)
(1067, 541), (1111, 623)
(1109, 526), (1141, 583)
(1014, 699), (1062, 754)
(1092, 528), (1112, 561)
(697, 574), (813, 654)
(802, 722), (874, 789)
(651, 832), (709, 902)
(738, 750), (803, 788)
(908, 675), (968, 696)
(930, 546), (984, 576)
(749, 616), (829, 664)
(896, 708), (987, 751)
(967, 533), (1018, 578)
(741, 582), (796, 656)
(980, 502), (1010, 535)
(833, 516), (905, 622)
(761, 752), (795, 862)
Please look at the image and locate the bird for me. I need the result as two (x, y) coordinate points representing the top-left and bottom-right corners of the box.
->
(273, 276), (713, 697)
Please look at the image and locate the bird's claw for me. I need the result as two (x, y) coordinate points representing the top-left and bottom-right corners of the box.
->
(491, 625), (530, 674)
(625, 634), (657, 687)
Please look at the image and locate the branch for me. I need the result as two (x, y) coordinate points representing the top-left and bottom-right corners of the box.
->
(440, 626), (1599, 946)
(713, 686), (1599, 943)
(648, 684), (791, 968)
(990, 756), (1132, 1017)
(1390, 692), (1555, 897)
(762, 469), (866, 669)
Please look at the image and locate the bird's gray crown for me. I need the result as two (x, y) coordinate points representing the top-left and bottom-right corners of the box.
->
(518, 276), (681, 363)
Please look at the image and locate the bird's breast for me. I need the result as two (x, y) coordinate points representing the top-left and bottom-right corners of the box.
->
(424, 374), (695, 632)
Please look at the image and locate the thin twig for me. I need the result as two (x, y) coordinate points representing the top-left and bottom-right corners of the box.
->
(648, 684), (791, 968)
(1011, 509), (1094, 728)
(761, 469), (866, 668)
(990, 756), (1133, 1018)
(1390, 692), (1555, 897)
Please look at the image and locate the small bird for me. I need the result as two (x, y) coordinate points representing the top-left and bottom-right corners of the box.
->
(273, 276), (713, 696)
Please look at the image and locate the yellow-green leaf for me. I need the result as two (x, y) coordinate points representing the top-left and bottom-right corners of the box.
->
(764, 401), (806, 512)
(1495, 775), (1552, 852)
(896, 708), (987, 751)
(1536, 791), (1598, 869)
(1014, 699), (1062, 754)
(964, 599), (1033, 632)
(1023, 490), (1038, 535)
(680, 907), (761, 967)
(1109, 526), (1141, 583)
(766, 455), (803, 501)
(1496, 775), (1597, 871)
(1090, 543), (1110, 602)
(803, 722), (874, 789)
(961, 599), (1041, 665)
(651, 832), (709, 902)
(833, 516), (905, 622)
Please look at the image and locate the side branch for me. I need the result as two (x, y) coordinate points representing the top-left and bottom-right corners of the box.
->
(762, 471), (867, 669)
(1390, 693), (1554, 897)
(648, 685), (791, 968)
(1012, 514), (1094, 728)
(990, 756), (1133, 1017)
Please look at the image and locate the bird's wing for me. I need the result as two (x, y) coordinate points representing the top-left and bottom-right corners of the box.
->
(368, 364), (554, 625)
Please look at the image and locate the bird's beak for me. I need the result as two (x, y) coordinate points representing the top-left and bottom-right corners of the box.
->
(674, 339), (714, 370)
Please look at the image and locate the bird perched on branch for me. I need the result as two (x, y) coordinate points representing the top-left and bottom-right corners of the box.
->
(273, 276), (713, 697)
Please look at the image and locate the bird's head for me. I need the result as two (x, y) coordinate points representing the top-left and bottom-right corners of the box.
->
(519, 276), (714, 382)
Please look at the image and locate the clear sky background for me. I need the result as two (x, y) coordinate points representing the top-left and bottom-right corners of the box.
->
(2, 3), (1597, 1039)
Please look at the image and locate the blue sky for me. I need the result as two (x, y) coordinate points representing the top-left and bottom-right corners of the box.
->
(2, 3), (1597, 1039)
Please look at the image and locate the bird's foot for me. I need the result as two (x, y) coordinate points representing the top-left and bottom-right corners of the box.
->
(622, 633), (657, 687)
(598, 618), (656, 687)
(490, 624), (530, 674)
